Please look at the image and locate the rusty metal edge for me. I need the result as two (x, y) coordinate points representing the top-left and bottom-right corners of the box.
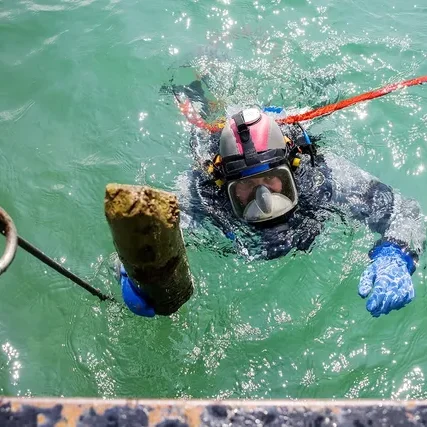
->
(1, 397), (427, 426)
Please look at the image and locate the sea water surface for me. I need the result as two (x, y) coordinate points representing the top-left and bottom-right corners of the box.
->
(1, 0), (427, 399)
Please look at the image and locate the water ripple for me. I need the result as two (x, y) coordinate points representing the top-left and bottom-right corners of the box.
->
(0, 101), (35, 123)
(20, 0), (97, 12)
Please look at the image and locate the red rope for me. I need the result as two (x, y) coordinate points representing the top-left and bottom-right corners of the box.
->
(178, 99), (223, 133)
(176, 75), (427, 131)
(278, 75), (427, 125)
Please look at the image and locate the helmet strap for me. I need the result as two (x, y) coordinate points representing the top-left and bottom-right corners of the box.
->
(232, 112), (260, 166)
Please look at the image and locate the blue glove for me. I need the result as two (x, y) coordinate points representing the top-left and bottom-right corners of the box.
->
(358, 242), (416, 317)
(119, 265), (155, 317)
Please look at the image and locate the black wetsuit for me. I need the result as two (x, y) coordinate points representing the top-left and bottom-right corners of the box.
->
(175, 81), (425, 261)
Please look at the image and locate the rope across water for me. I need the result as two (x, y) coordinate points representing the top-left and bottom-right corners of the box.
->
(176, 75), (427, 131)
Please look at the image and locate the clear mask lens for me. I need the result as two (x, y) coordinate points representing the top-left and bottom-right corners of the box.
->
(227, 165), (298, 223)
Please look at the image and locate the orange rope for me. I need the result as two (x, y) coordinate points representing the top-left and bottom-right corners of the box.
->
(176, 75), (427, 131)
(178, 99), (224, 133)
(279, 75), (427, 124)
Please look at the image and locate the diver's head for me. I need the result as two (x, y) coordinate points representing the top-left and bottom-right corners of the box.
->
(219, 108), (298, 223)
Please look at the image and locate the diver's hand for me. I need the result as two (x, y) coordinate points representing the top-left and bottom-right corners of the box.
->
(119, 265), (155, 317)
(358, 243), (415, 317)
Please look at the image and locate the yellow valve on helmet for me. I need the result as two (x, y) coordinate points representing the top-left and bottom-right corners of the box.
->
(292, 157), (301, 167)
(213, 154), (222, 165)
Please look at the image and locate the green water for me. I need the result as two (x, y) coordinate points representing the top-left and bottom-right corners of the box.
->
(1, 0), (427, 400)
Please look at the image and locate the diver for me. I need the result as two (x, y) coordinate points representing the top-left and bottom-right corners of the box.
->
(118, 80), (425, 319)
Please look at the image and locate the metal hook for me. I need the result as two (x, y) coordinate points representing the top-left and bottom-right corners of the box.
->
(0, 207), (18, 275)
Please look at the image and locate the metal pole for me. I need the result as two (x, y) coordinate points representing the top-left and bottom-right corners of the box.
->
(0, 207), (114, 302)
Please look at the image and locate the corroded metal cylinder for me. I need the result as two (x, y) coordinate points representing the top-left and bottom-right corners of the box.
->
(104, 184), (193, 315)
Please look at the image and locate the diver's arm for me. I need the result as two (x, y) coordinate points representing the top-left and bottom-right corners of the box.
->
(325, 152), (425, 256)
(325, 153), (426, 317)
(380, 192), (425, 257)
